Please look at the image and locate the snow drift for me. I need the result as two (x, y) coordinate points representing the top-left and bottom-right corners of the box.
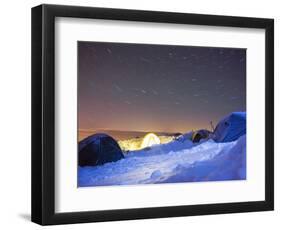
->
(78, 134), (246, 187)
(78, 112), (246, 187)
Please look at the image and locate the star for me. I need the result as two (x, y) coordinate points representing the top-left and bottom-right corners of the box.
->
(168, 52), (174, 58)
(140, 57), (151, 63)
(151, 90), (159, 95)
(114, 84), (123, 92)
(106, 48), (112, 54)
(124, 100), (131, 105)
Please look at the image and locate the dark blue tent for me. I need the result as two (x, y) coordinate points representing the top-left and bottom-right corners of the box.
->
(213, 112), (246, 142)
(79, 133), (124, 167)
(192, 129), (211, 143)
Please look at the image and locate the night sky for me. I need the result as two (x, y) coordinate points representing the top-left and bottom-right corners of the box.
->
(78, 41), (246, 133)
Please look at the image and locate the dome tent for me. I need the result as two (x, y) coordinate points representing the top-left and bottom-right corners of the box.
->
(192, 129), (211, 143)
(79, 133), (124, 167)
(213, 112), (246, 143)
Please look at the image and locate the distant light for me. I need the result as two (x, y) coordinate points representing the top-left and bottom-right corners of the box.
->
(141, 133), (161, 149)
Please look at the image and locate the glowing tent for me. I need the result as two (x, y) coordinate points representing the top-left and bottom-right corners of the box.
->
(213, 112), (246, 143)
(79, 133), (124, 167)
(141, 133), (161, 149)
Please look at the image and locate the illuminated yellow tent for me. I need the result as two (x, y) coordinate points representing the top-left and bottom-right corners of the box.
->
(141, 133), (160, 149)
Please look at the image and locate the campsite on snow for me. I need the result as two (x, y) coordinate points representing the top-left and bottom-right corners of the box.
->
(77, 42), (247, 188)
(78, 112), (246, 187)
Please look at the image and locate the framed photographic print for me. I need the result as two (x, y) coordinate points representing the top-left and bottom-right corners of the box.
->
(31, 4), (274, 225)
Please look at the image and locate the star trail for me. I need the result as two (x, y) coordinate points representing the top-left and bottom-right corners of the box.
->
(78, 41), (246, 133)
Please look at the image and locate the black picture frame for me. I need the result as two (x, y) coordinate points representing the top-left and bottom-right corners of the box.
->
(31, 4), (274, 225)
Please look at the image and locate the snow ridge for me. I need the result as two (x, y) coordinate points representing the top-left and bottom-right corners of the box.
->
(78, 135), (246, 187)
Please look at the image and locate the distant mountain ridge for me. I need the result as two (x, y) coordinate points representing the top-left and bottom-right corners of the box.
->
(79, 129), (178, 141)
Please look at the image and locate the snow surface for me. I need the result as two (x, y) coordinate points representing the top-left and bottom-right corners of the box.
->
(78, 135), (246, 187)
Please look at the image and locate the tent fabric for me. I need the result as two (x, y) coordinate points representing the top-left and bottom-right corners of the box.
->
(213, 112), (246, 143)
(192, 129), (211, 143)
(79, 133), (124, 167)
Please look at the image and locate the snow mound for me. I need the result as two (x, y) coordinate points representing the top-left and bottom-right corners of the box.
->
(78, 134), (246, 187)
(161, 135), (246, 183)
